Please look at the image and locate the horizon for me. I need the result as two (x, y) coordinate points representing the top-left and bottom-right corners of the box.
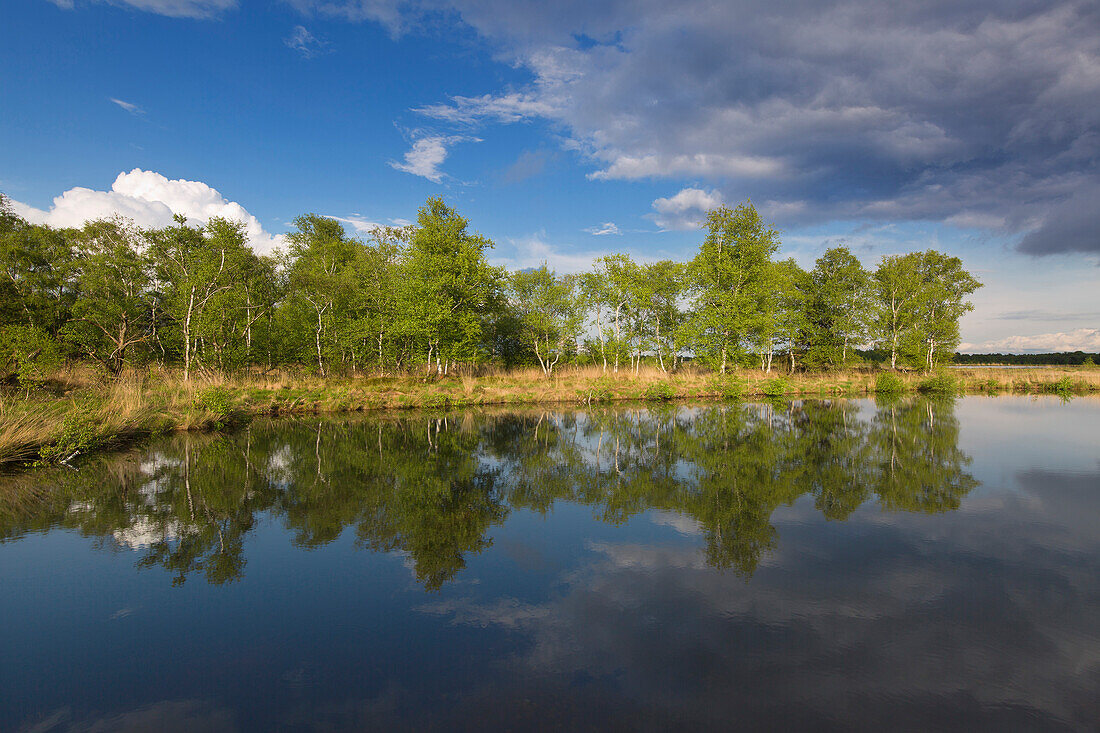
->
(2, 0), (1098, 354)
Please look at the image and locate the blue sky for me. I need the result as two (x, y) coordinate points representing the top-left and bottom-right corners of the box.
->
(2, 0), (1098, 351)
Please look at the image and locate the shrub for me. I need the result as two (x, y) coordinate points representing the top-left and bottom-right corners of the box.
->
(710, 376), (744, 400)
(38, 410), (100, 464)
(875, 373), (905, 393)
(918, 374), (957, 395)
(197, 387), (234, 423)
(762, 378), (790, 397)
(1046, 376), (1077, 396)
(644, 382), (676, 401)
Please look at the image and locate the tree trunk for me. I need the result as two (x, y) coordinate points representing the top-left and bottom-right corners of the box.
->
(378, 331), (385, 377)
(183, 286), (197, 381)
(315, 309), (325, 377)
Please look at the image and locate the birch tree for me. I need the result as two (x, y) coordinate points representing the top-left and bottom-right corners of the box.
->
(871, 253), (923, 371)
(687, 201), (780, 373)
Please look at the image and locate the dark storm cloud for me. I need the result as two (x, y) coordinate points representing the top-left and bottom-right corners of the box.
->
(294, 0), (1100, 253)
(1017, 184), (1100, 255)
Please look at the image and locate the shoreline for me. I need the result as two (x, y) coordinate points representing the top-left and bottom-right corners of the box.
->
(2, 365), (1097, 469)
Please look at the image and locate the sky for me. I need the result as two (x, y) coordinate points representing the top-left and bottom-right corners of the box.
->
(1, 0), (1098, 352)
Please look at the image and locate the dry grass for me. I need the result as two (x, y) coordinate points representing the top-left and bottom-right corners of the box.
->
(1, 363), (1097, 468)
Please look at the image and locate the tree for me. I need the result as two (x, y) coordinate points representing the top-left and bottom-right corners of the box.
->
(804, 246), (871, 367)
(284, 214), (361, 376)
(771, 258), (809, 373)
(65, 218), (152, 375)
(634, 260), (685, 372)
(871, 253), (923, 370)
(590, 254), (641, 372)
(687, 201), (780, 373)
(911, 251), (981, 371)
(148, 215), (247, 380)
(509, 265), (578, 376)
(405, 198), (504, 374)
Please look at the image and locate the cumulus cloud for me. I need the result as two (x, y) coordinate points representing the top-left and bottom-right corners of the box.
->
(109, 98), (145, 116)
(285, 25), (329, 58)
(960, 328), (1100, 353)
(326, 0), (1100, 253)
(388, 134), (476, 182)
(9, 168), (284, 254)
(646, 187), (723, 231)
(52, 0), (237, 18)
(583, 221), (621, 236)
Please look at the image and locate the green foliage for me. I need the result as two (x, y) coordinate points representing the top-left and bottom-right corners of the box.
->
(917, 373), (957, 395)
(687, 200), (780, 373)
(1046, 376), (1078, 396)
(38, 410), (100, 464)
(761, 378), (790, 397)
(875, 372), (905, 393)
(0, 324), (65, 382)
(644, 382), (676, 400)
(0, 192), (989, 382)
(710, 375), (745, 400)
(197, 387), (234, 422)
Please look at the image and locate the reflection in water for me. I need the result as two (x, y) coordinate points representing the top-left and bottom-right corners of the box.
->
(1, 397), (975, 588)
(3, 396), (1099, 731)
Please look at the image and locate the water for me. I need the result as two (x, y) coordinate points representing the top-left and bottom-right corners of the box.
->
(1, 396), (1098, 731)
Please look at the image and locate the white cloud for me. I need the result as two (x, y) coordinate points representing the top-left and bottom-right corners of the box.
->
(9, 168), (284, 254)
(327, 214), (411, 234)
(284, 0), (406, 34)
(109, 97), (144, 116)
(413, 92), (560, 125)
(960, 328), (1100, 353)
(388, 135), (476, 183)
(646, 187), (723, 231)
(588, 153), (784, 181)
(52, 0), (237, 18)
(493, 231), (605, 273)
(285, 25), (328, 58)
(583, 221), (621, 236)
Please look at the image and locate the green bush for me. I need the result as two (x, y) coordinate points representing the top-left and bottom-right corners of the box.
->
(197, 387), (234, 422)
(875, 373), (905, 393)
(644, 382), (676, 401)
(710, 376), (744, 400)
(762, 378), (790, 397)
(1046, 376), (1077, 395)
(39, 411), (100, 464)
(917, 373), (957, 395)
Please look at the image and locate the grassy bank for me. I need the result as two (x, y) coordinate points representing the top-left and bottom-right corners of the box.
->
(2, 364), (1098, 467)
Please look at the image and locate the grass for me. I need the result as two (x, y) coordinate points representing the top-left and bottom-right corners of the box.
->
(2, 362), (1098, 467)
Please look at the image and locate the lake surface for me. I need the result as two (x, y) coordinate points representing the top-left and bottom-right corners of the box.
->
(2, 396), (1098, 731)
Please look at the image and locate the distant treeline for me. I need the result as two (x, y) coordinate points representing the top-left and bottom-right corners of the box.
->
(1, 193), (982, 380)
(951, 352), (1099, 366)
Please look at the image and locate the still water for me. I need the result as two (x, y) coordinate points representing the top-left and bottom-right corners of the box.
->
(1, 396), (1098, 731)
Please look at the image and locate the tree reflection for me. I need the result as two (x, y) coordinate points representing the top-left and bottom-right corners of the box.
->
(0, 397), (976, 587)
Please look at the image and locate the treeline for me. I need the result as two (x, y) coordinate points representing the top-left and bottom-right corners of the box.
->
(951, 352), (1098, 366)
(0, 194), (981, 380)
